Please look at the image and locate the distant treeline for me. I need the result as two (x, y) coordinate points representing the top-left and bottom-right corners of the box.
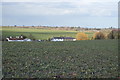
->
(2, 25), (116, 31)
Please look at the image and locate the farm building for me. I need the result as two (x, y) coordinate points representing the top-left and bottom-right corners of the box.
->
(112, 29), (120, 31)
(51, 37), (76, 41)
(6, 36), (32, 42)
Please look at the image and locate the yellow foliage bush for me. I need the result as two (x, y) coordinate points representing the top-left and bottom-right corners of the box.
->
(76, 32), (88, 40)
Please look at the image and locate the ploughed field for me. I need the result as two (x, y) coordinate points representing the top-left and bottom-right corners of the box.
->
(2, 40), (118, 78)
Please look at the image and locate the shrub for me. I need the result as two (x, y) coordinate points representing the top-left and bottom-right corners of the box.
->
(28, 34), (36, 40)
(76, 32), (88, 40)
(107, 31), (114, 39)
(94, 32), (105, 40)
(107, 30), (120, 39)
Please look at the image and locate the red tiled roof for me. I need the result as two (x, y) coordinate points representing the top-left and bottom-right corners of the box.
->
(112, 29), (120, 31)
(8, 38), (24, 40)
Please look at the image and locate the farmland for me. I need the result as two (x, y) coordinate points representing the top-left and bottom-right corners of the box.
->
(1, 27), (118, 78)
(2, 27), (95, 40)
(2, 40), (118, 78)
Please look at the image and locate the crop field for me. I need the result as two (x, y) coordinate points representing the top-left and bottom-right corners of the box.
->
(2, 27), (94, 40)
(2, 40), (118, 78)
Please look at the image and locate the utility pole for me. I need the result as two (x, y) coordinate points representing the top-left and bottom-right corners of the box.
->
(118, 1), (120, 29)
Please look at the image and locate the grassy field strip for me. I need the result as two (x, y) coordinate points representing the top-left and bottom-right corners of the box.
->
(2, 27), (78, 32)
(2, 27), (95, 40)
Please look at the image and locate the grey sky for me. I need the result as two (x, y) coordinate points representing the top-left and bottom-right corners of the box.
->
(1, 0), (119, 28)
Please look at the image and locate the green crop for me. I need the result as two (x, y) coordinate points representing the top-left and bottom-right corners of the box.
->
(2, 40), (118, 78)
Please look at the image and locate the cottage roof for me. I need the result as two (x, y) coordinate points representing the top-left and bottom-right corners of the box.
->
(8, 38), (24, 40)
(63, 37), (75, 39)
(52, 37), (75, 39)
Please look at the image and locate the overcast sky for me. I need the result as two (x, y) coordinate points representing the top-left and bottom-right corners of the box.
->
(1, 0), (119, 28)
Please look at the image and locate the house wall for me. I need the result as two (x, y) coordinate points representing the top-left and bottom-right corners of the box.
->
(51, 39), (64, 41)
(63, 39), (73, 41)
(7, 40), (24, 42)
(51, 38), (76, 41)
(6, 38), (32, 42)
(63, 39), (76, 41)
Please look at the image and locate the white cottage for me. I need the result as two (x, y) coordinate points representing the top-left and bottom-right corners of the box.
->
(51, 37), (76, 41)
(6, 36), (32, 42)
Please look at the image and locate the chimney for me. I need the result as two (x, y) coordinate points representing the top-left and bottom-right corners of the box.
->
(20, 36), (23, 38)
(10, 36), (12, 38)
(16, 36), (19, 38)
